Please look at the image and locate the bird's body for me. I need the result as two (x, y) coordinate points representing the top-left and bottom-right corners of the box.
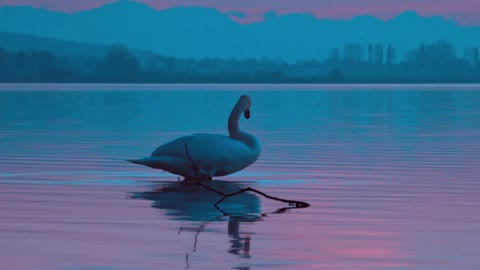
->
(130, 133), (260, 179)
(128, 95), (261, 180)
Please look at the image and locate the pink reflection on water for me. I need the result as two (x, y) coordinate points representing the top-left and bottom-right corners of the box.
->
(1, 89), (480, 269)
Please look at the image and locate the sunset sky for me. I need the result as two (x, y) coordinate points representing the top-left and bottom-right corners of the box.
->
(0, 0), (479, 25)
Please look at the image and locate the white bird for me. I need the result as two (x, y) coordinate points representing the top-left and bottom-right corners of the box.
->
(128, 95), (261, 181)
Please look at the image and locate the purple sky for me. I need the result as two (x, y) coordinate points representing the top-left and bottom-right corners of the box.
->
(0, 0), (479, 25)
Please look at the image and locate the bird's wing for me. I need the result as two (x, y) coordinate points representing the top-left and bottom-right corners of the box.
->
(152, 133), (251, 167)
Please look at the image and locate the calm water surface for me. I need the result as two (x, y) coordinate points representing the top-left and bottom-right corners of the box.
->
(1, 85), (479, 270)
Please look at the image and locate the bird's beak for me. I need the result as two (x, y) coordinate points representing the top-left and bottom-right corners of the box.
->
(244, 109), (250, 119)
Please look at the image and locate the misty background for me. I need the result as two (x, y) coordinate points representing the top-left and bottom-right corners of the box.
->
(1, 1), (480, 83)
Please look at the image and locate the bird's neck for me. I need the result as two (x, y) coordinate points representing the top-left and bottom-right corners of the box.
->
(228, 101), (260, 154)
(236, 131), (261, 154)
(228, 100), (245, 138)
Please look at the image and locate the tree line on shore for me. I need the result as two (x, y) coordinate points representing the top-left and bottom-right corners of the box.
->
(1, 40), (479, 83)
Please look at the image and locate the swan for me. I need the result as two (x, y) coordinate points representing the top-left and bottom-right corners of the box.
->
(127, 95), (261, 181)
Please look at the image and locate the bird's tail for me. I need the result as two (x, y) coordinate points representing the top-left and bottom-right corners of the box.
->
(126, 156), (178, 172)
(126, 158), (146, 165)
(126, 157), (162, 168)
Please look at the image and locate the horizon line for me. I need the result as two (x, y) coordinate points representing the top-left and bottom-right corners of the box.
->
(2, 83), (480, 92)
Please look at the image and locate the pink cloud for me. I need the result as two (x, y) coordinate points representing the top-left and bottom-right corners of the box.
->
(0, 0), (479, 25)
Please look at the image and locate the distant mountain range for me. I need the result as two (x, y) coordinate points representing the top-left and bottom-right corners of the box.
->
(1, 1), (480, 61)
(0, 32), (161, 60)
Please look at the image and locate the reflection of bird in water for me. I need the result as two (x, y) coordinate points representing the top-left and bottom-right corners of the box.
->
(131, 180), (261, 221)
(130, 179), (262, 264)
(228, 215), (259, 259)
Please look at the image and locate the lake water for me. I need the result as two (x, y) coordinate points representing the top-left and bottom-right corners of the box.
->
(1, 84), (479, 270)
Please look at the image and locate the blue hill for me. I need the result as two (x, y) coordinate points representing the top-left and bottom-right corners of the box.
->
(0, 32), (163, 61)
(1, 1), (479, 61)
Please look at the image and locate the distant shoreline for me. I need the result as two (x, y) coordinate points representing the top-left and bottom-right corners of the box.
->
(2, 83), (480, 91)
(3, 39), (480, 87)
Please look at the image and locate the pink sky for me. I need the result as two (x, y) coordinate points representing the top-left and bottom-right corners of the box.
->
(0, 0), (479, 25)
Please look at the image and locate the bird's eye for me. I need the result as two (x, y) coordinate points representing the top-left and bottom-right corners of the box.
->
(244, 110), (250, 119)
